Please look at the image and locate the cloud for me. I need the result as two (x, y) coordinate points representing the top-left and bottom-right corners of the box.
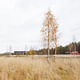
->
(0, 0), (80, 52)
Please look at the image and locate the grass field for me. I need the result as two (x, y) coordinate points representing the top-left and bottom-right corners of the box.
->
(0, 56), (80, 80)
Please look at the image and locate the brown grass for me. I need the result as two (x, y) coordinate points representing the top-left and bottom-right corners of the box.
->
(0, 56), (80, 80)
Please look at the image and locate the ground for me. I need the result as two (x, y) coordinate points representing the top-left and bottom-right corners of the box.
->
(0, 56), (80, 80)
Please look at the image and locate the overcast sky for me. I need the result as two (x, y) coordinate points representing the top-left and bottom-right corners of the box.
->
(0, 0), (80, 53)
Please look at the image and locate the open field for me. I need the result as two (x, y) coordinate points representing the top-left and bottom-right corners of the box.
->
(0, 56), (80, 80)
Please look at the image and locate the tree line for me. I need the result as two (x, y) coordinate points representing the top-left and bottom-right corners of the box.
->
(27, 41), (80, 55)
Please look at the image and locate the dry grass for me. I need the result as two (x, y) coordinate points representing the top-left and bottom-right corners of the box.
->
(0, 56), (80, 80)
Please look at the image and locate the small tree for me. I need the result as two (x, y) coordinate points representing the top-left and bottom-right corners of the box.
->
(9, 45), (12, 55)
(29, 49), (34, 55)
(68, 43), (74, 53)
(41, 10), (58, 59)
(25, 45), (27, 55)
(29, 48), (35, 59)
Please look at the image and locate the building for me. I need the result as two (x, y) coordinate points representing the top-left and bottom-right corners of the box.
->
(14, 51), (27, 55)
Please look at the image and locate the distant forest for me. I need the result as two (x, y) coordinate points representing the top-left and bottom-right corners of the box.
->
(33, 41), (80, 55)
(11, 41), (80, 55)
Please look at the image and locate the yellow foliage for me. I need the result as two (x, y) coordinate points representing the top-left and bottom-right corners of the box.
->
(29, 49), (34, 55)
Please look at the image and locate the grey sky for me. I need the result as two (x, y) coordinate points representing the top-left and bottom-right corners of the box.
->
(0, 0), (80, 52)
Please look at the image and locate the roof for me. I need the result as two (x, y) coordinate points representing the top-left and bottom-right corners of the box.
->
(71, 51), (79, 55)
(14, 51), (25, 53)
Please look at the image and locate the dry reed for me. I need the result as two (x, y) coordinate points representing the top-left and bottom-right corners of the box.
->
(0, 56), (80, 80)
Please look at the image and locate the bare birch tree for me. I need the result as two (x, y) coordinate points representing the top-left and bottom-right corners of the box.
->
(9, 45), (12, 55)
(41, 10), (58, 58)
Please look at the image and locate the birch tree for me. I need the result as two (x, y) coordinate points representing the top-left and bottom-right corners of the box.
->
(41, 10), (58, 58)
